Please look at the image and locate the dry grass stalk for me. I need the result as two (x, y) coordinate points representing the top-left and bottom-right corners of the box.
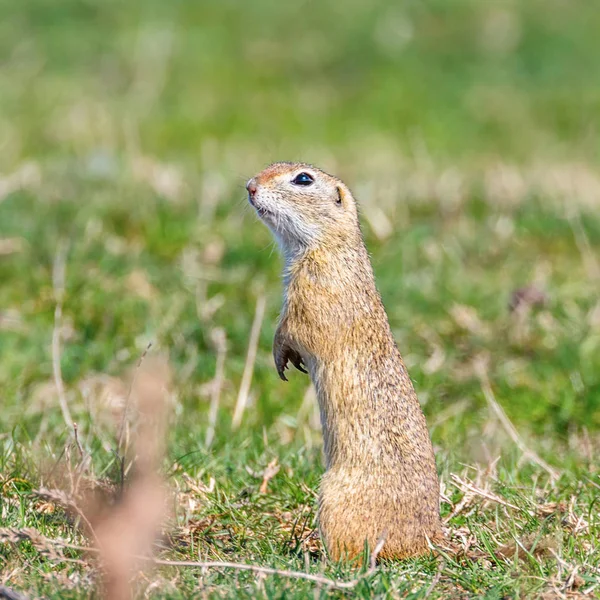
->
(73, 422), (84, 459)
(0, 525), (385, 592)
(34, 487), (102, 551)
(51, 241), (74, 431)
(0, 527), (79, 566)
(205, 328), (227, 447)
(450, 474), (533, 516)
(232, 294), (266, 429)
(116, 342), (153, 454)
(148, 557), (377, 590)
(154, 530), (386, 590)
(475, 361), (560, 480)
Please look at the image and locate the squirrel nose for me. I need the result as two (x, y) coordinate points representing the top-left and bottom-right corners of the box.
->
(246, 178), (258, 197)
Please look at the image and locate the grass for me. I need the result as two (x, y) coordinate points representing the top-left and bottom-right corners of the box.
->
(1, 0), (599, 597)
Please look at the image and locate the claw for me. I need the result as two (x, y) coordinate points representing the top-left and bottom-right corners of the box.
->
(275, 356), (289, 381)
(291, 356), (308, 374)
(274, 342), (307, 381)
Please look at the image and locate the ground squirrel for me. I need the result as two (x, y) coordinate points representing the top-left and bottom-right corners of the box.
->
(247, 162), (442, 561)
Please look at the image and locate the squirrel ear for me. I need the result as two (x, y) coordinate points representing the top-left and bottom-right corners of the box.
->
(335, 186), (344, 205)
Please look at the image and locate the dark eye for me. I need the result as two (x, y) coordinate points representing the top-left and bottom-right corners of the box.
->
(292, 172), (314, 186)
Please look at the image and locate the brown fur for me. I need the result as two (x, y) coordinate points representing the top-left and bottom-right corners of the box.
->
(247, 162), (442, 561)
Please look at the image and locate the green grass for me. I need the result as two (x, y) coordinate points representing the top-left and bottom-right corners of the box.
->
(1, 0), (599, 597)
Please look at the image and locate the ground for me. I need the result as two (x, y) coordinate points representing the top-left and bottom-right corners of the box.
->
(0, 1), (599, 598)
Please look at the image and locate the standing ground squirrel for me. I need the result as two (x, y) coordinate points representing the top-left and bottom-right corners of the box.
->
(247, 162), (442, 561)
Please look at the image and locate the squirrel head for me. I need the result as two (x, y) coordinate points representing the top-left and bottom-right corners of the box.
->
(247, 162), (361, 257)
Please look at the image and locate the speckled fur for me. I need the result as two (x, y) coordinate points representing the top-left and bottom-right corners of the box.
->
(248, 162), (442, 561)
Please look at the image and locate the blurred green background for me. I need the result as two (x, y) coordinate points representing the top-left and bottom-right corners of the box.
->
(1, 1), (599, 597)
(2, 0), (599, 435)
(2, 0), (600, 160)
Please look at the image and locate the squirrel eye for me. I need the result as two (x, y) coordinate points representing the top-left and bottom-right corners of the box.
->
(292, 172), (314, 186)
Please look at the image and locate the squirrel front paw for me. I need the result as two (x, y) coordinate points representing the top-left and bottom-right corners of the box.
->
(274, 343), (308, 381)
